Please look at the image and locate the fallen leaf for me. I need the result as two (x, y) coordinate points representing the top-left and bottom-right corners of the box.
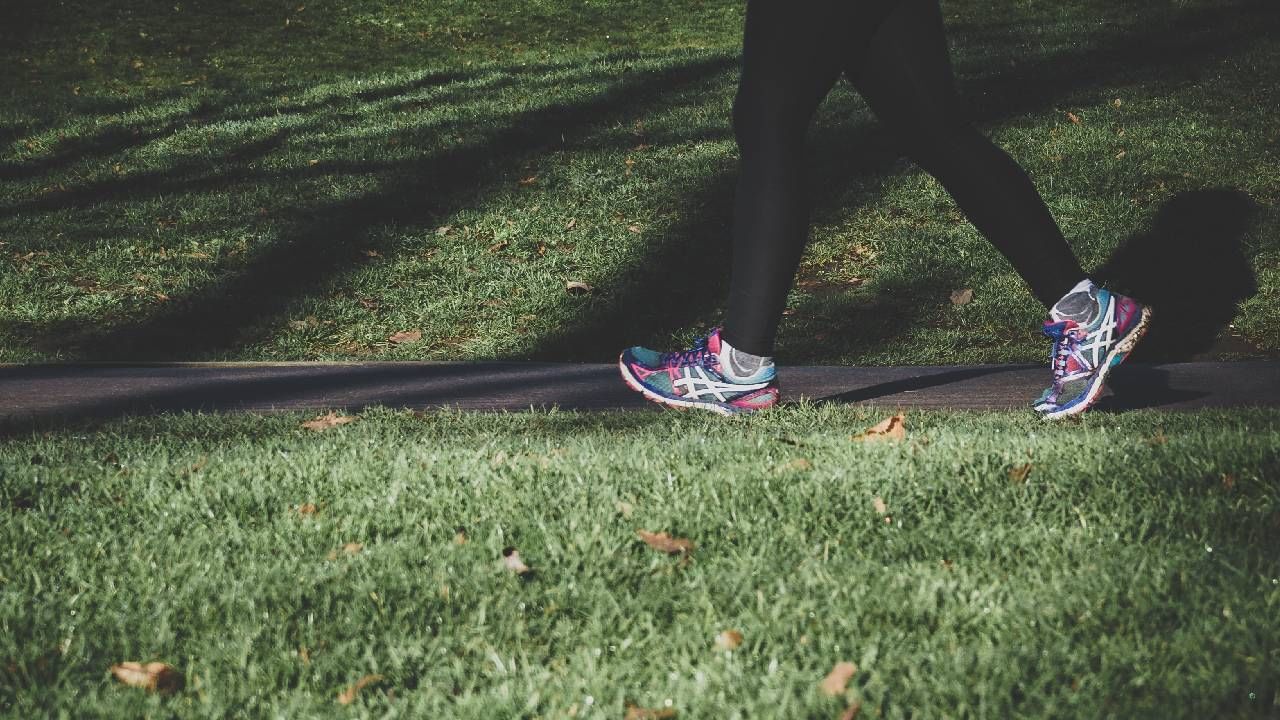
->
(1066, 111), (1082, 124)
(363, 249), (380, 257)
(628, 225), (642, 233)
(110, 661), (184, 693)
(564, 217), (577, 230)
(388, 329), (422, 344)
(454, 526), (468, 544)
(852, 414), (906, 443)
(950, 288), (974, 305)
(714, 629), (743, 651)
(502, 546), (531, 574)
(872, 496), (888, 515)
(1221, 473), (1236, 491)
(1115, 149), (1127, 159)
(565, 280), (593, 294)
(637, 529), (695, 555)
(518, 175), (538, 186)
(327, 542), (364, 560)
(301, 411), (356, 432)
(774, 458), (813, 474)
(1112, 98), (1123, 108)
(435, 225), (452, 236)
(299, 646), (310, 665)
(820, 661), (858, 696)
(839, 700), (863, 720)
(1008, 463), (1033, 484)
(1146, 430), (1168, 446)
(625, 707), (677, 720)
(308, 158), (319, 166)
(337, 674), (384, 705)
(296, 502), (318, 516)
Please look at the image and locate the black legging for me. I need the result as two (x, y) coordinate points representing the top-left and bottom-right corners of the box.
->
(721, 0), (1086, 356)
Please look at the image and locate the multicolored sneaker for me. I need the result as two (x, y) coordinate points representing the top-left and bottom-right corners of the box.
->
(1034, 289), (1152, 419)
(619, 328), (779, 416)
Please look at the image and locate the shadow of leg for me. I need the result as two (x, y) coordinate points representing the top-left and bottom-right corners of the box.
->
(1093, 189), (1260, 362)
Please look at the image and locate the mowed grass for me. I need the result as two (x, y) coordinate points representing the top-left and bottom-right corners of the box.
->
(1, 407), (1278, 717)
(1, 0), (1278, 364)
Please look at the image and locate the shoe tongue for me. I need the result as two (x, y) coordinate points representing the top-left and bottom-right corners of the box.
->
(1041, 319), (1078, 340)
(707, 328), (723, 356)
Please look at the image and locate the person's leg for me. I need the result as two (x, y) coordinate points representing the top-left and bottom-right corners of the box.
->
(719, 0), (852, 357)
(844, 0), (1151, 418)
(843, 0), (1087, 308)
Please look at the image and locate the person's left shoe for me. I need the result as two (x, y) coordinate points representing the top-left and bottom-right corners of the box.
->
(1035, 288), (1152, 420)
(619, 328), (779, 416)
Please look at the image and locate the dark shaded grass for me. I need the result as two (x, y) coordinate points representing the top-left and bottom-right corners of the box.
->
(1, 0), (1278, 365)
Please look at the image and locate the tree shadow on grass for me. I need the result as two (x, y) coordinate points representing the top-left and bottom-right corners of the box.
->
(3, 51), (741, 360)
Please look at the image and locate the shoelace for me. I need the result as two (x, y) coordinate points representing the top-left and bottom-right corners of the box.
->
(1046, 323), (1081, 385)
(662, 335), (715, 369)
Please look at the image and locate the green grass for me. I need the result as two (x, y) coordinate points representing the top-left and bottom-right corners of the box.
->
(2, 0), (1278, 364)
(2, 407), (1278, 717)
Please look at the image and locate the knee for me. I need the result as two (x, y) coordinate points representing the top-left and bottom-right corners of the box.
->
(731, 86), (813, 152)
(890, 118), (982, 173)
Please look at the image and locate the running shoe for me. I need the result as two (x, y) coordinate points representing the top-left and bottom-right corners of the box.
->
(619, 328), (779, 415)
(1034, 289), (1152, 419)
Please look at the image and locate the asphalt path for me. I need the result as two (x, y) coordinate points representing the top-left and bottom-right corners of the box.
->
(2, 361), (1276, 429)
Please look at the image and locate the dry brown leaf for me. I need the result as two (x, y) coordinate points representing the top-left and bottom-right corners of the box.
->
(1221, 473), (1236, 491)
(820, 661), (858, 696)
(454, 526), (468, 544)
(1008, 463), (1033, 484)
(518, 175), (538, 186)
(435, 225), (452, 236)
(950, 288), (974, 305)
(565, 280), (593, 294)
(565, 217), (577, 230)
(852, 414), (906, 443)
(714, 629), (743, 651)
(327, 542), (364, 560)
(299, 646), (311, 665)
(110, 661), (184, 693)
(502, 546), (531, 574)
(388, 329), (422, 344)
(363, 249), (380, 257)
(1112, 98), (1123, 108)
(1066, 111), (1082, 124)
(625, 706), (677, 720)
(337, 673), (384, 705)
(296, 502), (318, 516)
(1115, 149), (1127, 159)
(628, 225), (642, 233)
(637, 529), (695, 555)
(301, 411), (356, 432)
(872, 496), (888, 515)
(839, 700), (863, 720)
(775, 458), (813, 474)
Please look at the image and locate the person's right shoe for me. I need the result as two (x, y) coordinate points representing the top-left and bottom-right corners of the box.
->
(1034, 289), (1152, 420)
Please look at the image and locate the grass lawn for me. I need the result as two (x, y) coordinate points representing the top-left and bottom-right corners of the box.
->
(2, 0), (1278, 364)
(2, 407), (1278, 717)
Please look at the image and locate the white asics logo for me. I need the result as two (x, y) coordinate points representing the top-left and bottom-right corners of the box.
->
(1076, 295), (1117, 370)
(673, 366), (770, 402)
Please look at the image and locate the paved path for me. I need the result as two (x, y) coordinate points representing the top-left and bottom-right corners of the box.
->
(2, 361), (1276, 428)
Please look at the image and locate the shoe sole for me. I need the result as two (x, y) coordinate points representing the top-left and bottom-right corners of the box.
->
(1040, 305), (1154, 420)
(617, 355), (772, 416)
